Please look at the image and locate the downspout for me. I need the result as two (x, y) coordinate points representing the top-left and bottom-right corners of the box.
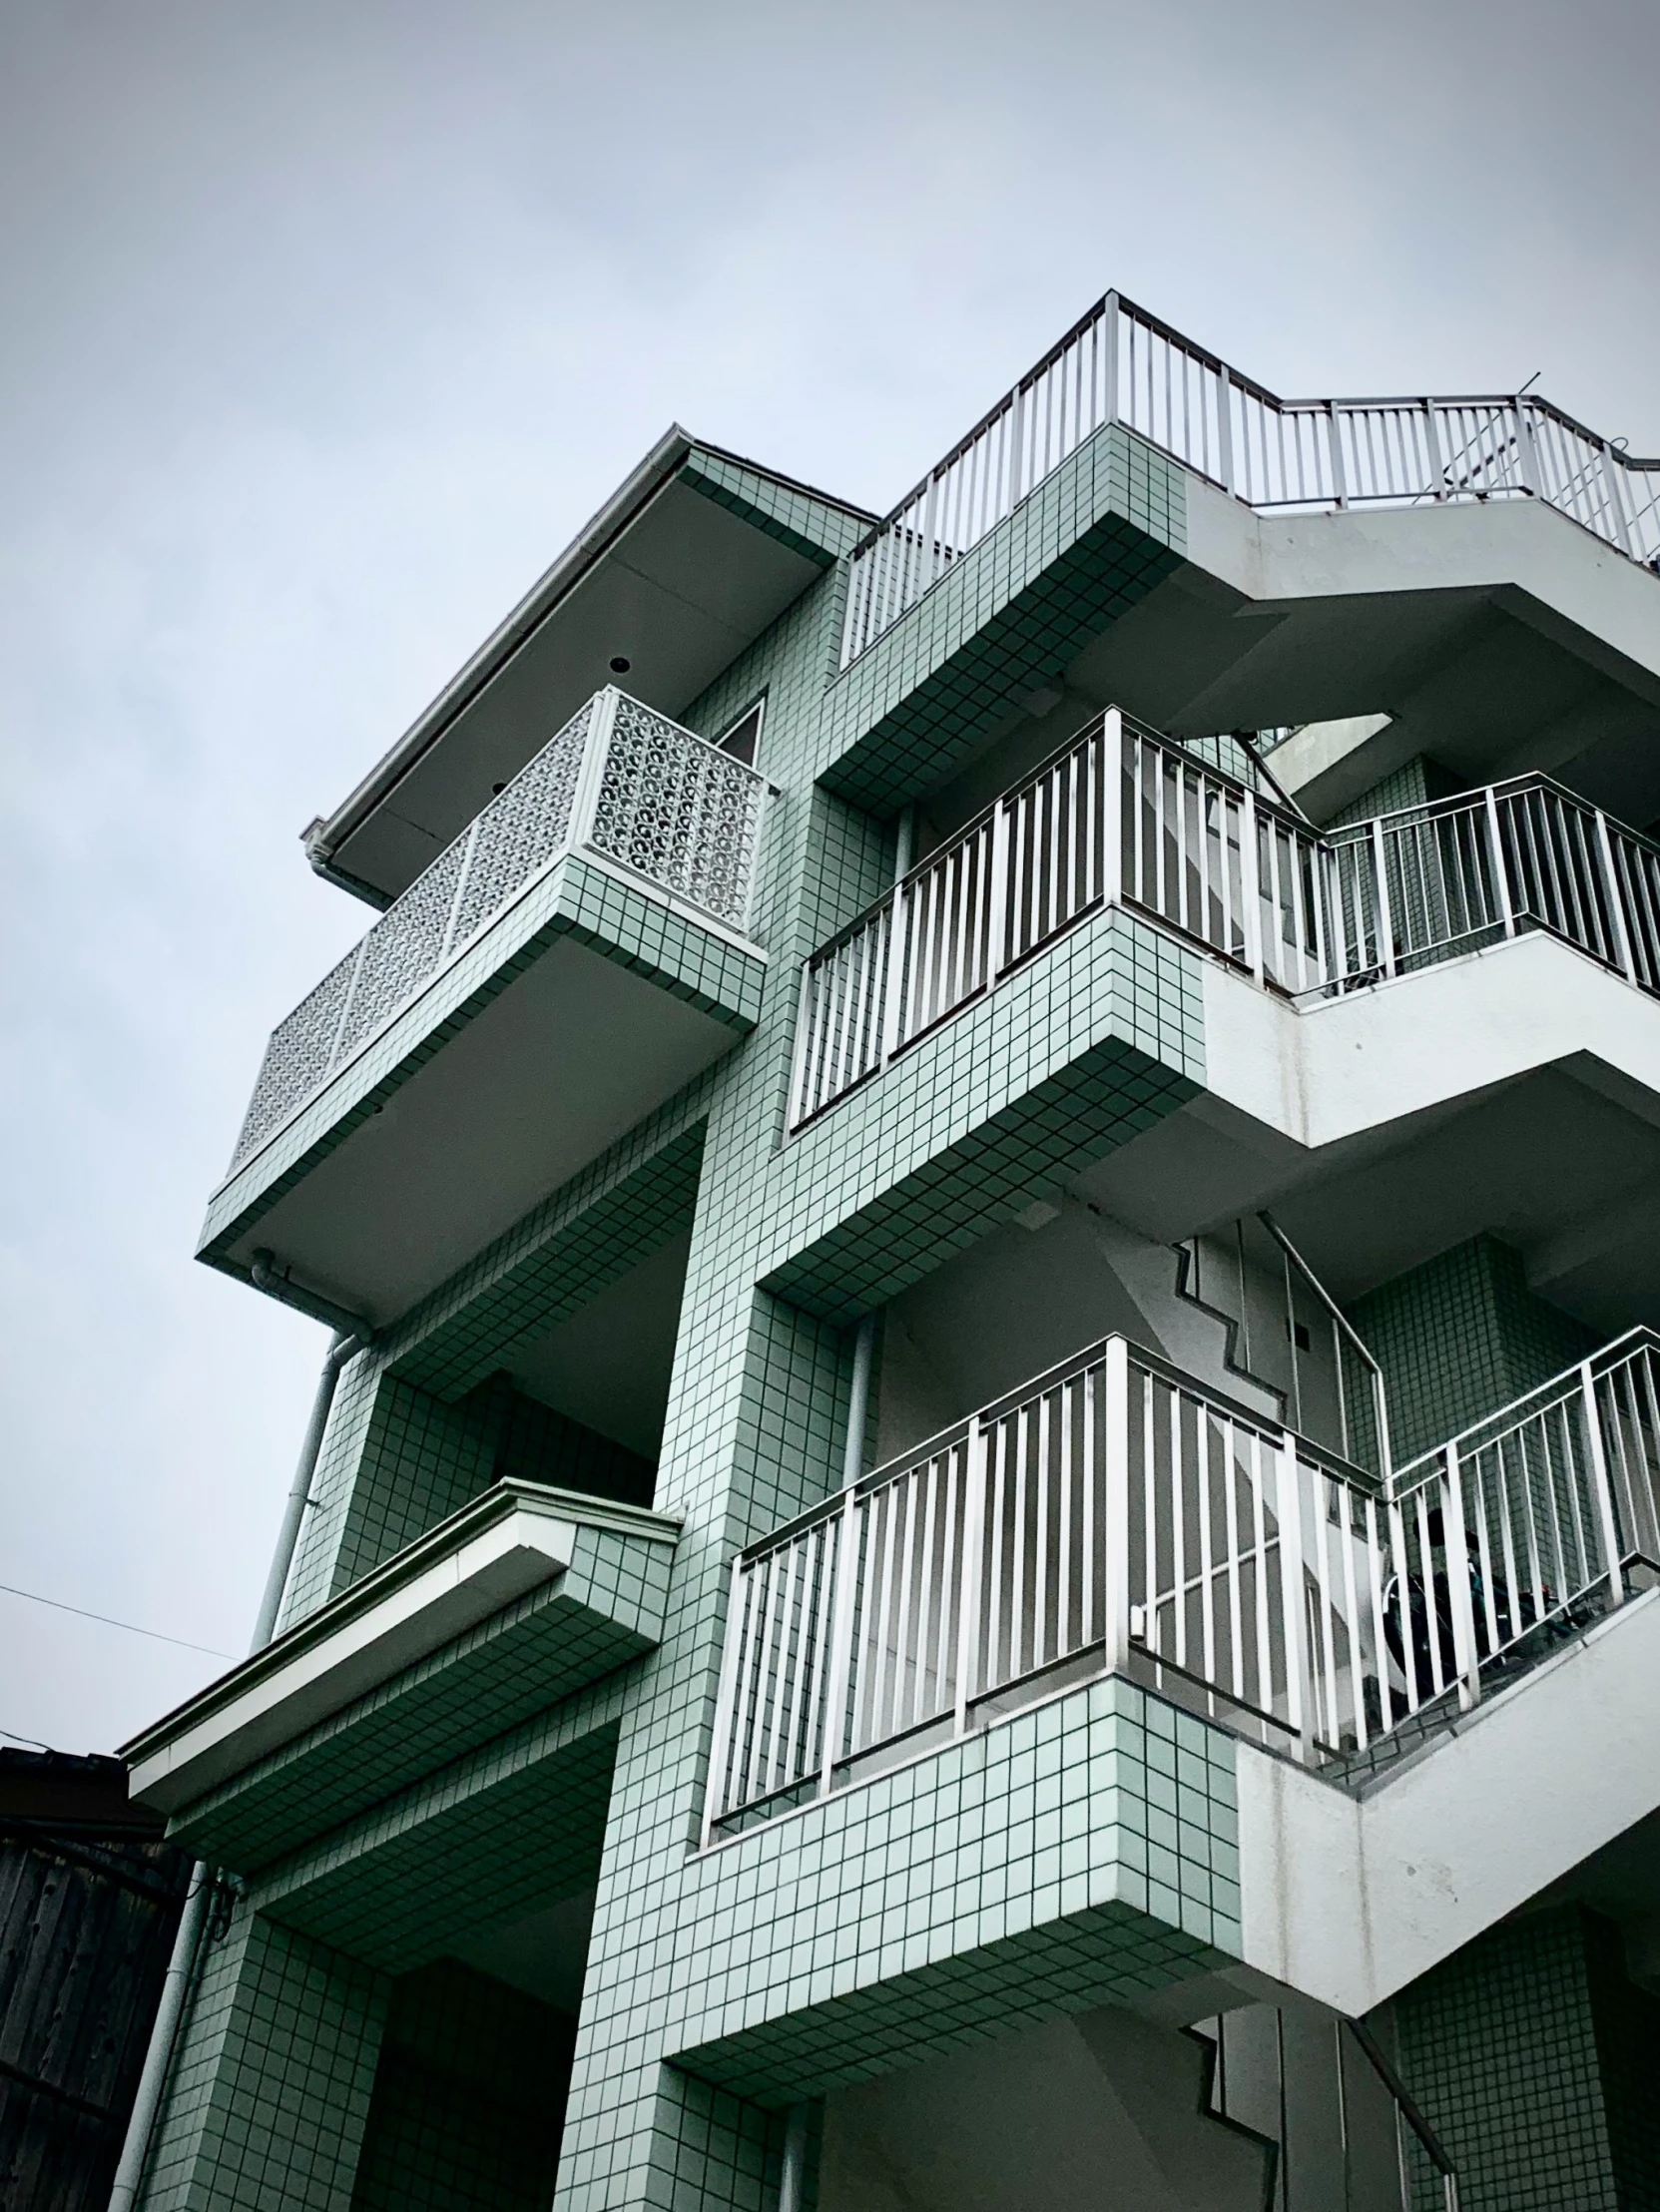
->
(844, 1314), (875, 1488)
(778, 2100), (812, 2212)
(248, 1328), (364, 1649)
(107, 1311), (368, 2212)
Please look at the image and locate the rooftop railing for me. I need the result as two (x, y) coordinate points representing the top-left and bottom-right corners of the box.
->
(705, 1329), (1660, 1842)
(787, 708), (1660, 1131)
(841, 291), (1660, 665)
(229, 689), (768, 1175)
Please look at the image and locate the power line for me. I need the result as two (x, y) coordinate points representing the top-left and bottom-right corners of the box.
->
(0, 1583), (234, 1661)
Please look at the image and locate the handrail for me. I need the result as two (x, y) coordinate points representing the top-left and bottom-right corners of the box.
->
(1390, 1326), (1660, 1486)
(706, 1322), (1660, 1840)
(1344, 2018), (1459, 2208)
(842, 290), (1660, 666)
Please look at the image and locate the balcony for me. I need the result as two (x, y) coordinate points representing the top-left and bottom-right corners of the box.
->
(124, 1476), (681, 1871)
(200, 688), (770, 1324)
(841, 289), (1660, 670)
(790, 709), (1660, 1131)
(705, 1332), (1660, 1843)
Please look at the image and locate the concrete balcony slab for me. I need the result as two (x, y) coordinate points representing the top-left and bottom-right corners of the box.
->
(122, 1479), (679, 1872)
(200, 689), (768, 1328)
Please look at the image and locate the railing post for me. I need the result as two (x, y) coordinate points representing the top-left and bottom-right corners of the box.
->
(570, 685), (620, 853)
(324, 939), (369, 1076)
(1103, 292), (1121, 427)
(1592, 808), (1636, 981)
(877, 892), (908, 1067)
(1511, 398), (1541, 497)
(702, 1555), (749, 1848)
(1580, 1360), (1627, 1611)
(439, 817), (483, 962)
(820, 1486), (861, 1797)
(986, 790), (1012, 982)
(1241, 790), (1266, 985)
(1601, 440), (1636, 557)
(1422, 398), (1447, 500)
(1102, 1339), (1132, 1677)
(786, 956), (818, 1132)
(1440, 1446), (1482, 1712)
(1276, 1438), (1317, 1763)
(954, 1419), (988, 1736)
(1326, 402), (1350, 509)
(1482, 786), (1518, 940)
(1217, 367), (1235, 496)
(1102, 710), (1125, 916)
(1370, 817), (1396, 978)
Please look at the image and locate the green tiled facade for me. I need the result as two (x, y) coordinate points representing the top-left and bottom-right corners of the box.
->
(127, 354), (1660, 2212)
(1396, 1909), (1660, 2212)
(1348, 1233), (1598, 1464)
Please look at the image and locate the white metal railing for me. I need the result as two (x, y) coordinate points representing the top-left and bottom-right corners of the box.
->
(231, 689), (768, 1173)
(789, 710), (1325, 1127)
(789, 711), (1660, 1131)
(841, 290), (1660, 666)
(705, 1331), (1660, 1839)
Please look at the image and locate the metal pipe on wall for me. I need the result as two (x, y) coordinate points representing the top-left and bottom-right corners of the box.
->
(107, 1318), (368, 2212)
(778, 2101), (812, 2212)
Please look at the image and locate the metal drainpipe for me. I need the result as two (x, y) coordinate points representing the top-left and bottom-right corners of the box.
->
(778, 2101), (812, 2212)
(844, 1315), (875, 1488)
(106, 1318), (366, 2212)
(249, 1329), (364, 1650)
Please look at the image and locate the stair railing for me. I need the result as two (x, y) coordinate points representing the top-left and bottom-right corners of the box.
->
(841, 289), (1660, 667)
(1344, 2018), (1459, 2212)
(788, 712), (1660, 1134)
(705, 1330), (1660, 1842)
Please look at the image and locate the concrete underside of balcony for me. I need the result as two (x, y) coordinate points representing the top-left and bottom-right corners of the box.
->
(199, 852), (764, 1329)
(668, 1678), (1243, 2109)
(1082, 926), (1660, 1336)
(818, 421), (1660, 840)
(376, 1096), (710, 1406)
(762, 887), (1660, 1346)
(246, 1673), (629, 1975)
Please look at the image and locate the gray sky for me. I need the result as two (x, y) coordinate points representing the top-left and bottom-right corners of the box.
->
(3, 0), (1657, 1755)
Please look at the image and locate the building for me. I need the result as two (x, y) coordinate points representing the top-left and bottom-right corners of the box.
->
(0, 1750), (192, 2212)
(116, 292), (1660, 2209)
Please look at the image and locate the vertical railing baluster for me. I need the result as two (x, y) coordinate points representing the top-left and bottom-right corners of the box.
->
(819, 1487), (860, 1798)
(1580, 1359), (1627, 1610)
(1441, 1446), (1482, 1712)
(1484, 787), (1517, 941)
(1241, 789), (1265, 984)
(1370, 817), (1395, 977)
(1103, 1339), (1131, 1675)
(1592, 808), (1636, 981)
(955, 1417), (988, 1736)
(987, 786), (1011, 980)
(702, 1554), (750, 1846)
(1278, 1439), (1315, 1761)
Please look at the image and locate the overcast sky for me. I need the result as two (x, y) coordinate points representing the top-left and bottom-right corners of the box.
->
(3, 0), (1657, 1756)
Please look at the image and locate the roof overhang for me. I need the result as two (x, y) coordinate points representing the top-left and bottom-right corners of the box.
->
(307, 429), (869, 905)
(122, 1478), (681, 1818)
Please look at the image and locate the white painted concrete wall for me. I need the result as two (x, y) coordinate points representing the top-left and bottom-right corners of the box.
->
(1237, 1585), (1660, 2016)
